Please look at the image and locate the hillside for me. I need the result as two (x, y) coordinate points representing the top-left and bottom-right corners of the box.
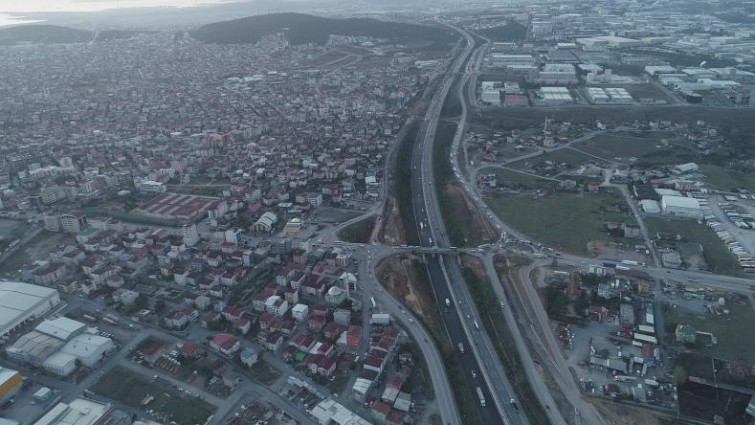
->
(0, 24), (91, 45)
(190, 13), (458, 45)
(478, 22), (527, 42)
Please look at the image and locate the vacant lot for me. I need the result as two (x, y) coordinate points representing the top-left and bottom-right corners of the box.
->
(485, 189), (636, 255)
(620, 83), (676, 104)
(481, 167), (557, 190)
(92, 367), (215, 425)
(665, 297), (755, 364)
(576, 133), (669, 160)
(337, 215), (376, 243)
(645, 218), (743, 276)
(508, 148), (596, 172)
(698, 164), (755, 192)
(0, 230), (67, 273)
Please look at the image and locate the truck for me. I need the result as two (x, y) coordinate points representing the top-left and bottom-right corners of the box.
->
(445, 298), (451, 308)
(614, 375), (637, 383)
(458, 342), (465, 354)
(621, 260), (639, 266)
(428, 237), (433, 245)
(476, 387), (486, 407)
(420, 222), (425, 231)
(474, 320), (480, 330)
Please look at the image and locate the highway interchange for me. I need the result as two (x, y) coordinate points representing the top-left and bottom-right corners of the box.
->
(341, 19), (755, 425)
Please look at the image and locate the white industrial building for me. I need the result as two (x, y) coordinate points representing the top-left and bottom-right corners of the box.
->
(537, 87), (573, 105)
(310, 398), (371, 425)
(6, 331), (65, 365)
(576, 36), (645, 49)
(0, 282), (60, 338)
(481, 89), (502, 105)
(33, 398), (113, 425)
(661, 195), (703, 219)
(537, 64), (578, 85)
(489, 54), (534, 68)
(43, 334), (114, 376)
(640, 200), (661, 214)
(252, 211), (278, 233)
(35, 317), (86, 341)
(586, 87), (633, 104)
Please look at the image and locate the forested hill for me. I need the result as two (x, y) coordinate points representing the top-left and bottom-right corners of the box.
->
(190, 13), (458, 45)
(0, 25), (91, 45)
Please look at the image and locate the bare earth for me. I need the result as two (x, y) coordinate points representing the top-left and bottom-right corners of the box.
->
(375, 254), (440, 334)
(380, 195), (406, 246)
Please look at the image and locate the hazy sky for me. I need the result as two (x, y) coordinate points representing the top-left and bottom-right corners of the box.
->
(0, 0), (238, 13)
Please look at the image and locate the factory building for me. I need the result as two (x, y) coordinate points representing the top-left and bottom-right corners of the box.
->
(33, 398), (113, 425)
(537, 64), (578, 85)
(0, 282), (60, 338)
(489, 54), (534, 68)
(585, 87), (633, 104)
(43, 334), (114, 376)
(661, 195), (703, 220)
(481, 89), (502, 105)
(536, 87), (573, 105)
(0, 367), (22, 405)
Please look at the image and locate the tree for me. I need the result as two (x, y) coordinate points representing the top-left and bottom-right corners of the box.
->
(672, 365), (688, 385)
(154, 299), (167, 315)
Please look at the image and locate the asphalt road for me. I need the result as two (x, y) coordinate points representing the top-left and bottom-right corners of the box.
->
(406, 22), (522, 425)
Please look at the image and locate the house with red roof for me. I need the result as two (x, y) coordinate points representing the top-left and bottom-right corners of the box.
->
(210, 333), (240, 356)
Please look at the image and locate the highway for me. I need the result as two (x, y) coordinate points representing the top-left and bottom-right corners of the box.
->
(408, 22), (522, 425)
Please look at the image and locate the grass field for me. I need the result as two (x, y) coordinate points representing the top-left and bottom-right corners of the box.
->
(698, 164), (755, 192)
(665, 298), (755, 363)
(481, 167), (557, 190)
(645, 218), (743, 276)
(337, 215), (376, 243)
(508, 148), (596, 171)
(576, 134), (668, 160)
(92, 367), (215, 425)
(485, 189), (636, 255)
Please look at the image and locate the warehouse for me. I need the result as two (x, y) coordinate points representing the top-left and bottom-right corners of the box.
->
(661, 195), (703, 219)
(33, 398), (113, 425)
(0, 282), (60, 338)
(43, 334), (114, 376)
(0, 367), (22, 404)
(640, 200), (661, 214)
(536, 87), (573, 105)
(5, 331), (65, 365)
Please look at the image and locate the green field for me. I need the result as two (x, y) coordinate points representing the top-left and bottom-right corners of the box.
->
(481, 167), (557, 190)
(92, 367), (215, 425)
(337, 215), (376, 243)
(576, 134), (667, 160)
(665, 298), (755, 363)
(698, 164), (755, 192)
(508, 148), (597, 172)
(645, 218), (743, 277)
(485, 189), (636, 255)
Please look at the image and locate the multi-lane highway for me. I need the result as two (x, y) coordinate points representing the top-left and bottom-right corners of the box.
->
(407, 22), (525, 425)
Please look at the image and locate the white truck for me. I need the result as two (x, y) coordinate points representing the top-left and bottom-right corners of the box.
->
(458, 342), (465, 354)
(445, 298), (451, 308)
(476, 387), (486, 407)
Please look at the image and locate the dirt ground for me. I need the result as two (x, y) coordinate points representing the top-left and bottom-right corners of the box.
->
(445, 182), (497, 245)
(587, 240), (654, 265)
(380, 195), (406, 246)
(461, 255), (487, 280)
(375, 254), (440, 334)
(592, 398), (668, 425)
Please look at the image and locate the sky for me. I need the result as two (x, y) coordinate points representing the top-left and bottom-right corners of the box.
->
(0, 0), (239, 13)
